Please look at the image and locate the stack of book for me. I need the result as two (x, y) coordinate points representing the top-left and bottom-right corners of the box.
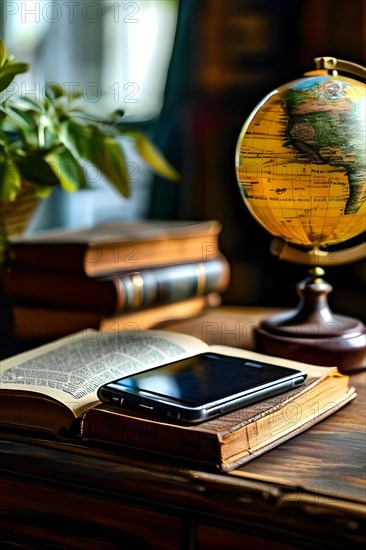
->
(2, 219), (231, 342)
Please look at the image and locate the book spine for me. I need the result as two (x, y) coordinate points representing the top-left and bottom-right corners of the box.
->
(3, 257), (230, 313)
(115, 257), (230, 313)
(11, 294), (220, 341)
(80, 408), (222, 466)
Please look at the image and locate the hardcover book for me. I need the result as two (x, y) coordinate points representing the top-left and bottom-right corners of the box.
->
(80, 371), (355, 471)
(6, 220), (222, 276)
(0, 328), (355, 470)
(10, 294), (221, 341)
(3, 257), (230, 313)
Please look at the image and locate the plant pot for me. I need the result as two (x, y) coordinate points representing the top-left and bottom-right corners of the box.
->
(0, 180), (39, 268)
(0, 180), (39, 238)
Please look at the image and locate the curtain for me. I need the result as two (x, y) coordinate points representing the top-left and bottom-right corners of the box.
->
(148, 0), (198, 219)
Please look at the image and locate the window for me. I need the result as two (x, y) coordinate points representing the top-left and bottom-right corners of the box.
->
(1, 0), (178, 229)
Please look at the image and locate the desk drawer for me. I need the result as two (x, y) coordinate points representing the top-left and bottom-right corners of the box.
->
(0, 478), (182, 549)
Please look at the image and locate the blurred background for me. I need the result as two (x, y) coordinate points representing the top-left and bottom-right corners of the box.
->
(1, 0), (365, 318)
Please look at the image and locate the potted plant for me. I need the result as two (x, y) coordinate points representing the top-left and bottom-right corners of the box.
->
(0, 38), (179, 240)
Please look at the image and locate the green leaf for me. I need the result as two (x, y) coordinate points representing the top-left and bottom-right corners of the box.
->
(44, 83), (65, 102)
(45, 147), (88, 192)
(0, 39), (29, 96)
(13, 96), (44, 112)
(0, 158), (22, 201)
(1, 106), (38, 148)
(0, 61), (29, 79)
(59, 119), (94, 156)
(5, 105), (35, 129)
(0, 39), (8, 69)
(0, 63), (29, 94)
(43, 126), (60, 150)
(60, 119), (130, 197)
(0, 133), (9, 156)
(0, 73), (16, 95)
(33, 185), (53, 199)
(126, 131), (180, 181)
(16, 155), (61, 187)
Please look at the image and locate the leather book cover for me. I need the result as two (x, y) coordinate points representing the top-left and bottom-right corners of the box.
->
(80, 374), (355, 471)
(7, 220), (222, 276)
(3, 257), (230, 313)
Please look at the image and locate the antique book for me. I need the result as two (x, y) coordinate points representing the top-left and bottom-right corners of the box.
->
(80, 373), (355, 471)
(0, 328), (355, 472)
(10, 293), (221, 341)
(6, 219), (222, 276)
(3, 257), (230, 313)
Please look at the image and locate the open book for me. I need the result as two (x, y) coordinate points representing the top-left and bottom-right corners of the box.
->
(0, 329), (355, 468)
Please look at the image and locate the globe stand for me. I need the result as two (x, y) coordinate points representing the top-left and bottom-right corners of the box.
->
(255, 267), (366, 374)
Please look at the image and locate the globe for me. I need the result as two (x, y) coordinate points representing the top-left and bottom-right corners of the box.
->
(235, 62), (366, 373)
(235, 73), (366, 250)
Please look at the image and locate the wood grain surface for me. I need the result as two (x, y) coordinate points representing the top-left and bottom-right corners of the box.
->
(0, 306), (365, 549)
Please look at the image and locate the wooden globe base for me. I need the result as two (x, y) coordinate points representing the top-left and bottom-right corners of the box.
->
(255, 268), (366, 374)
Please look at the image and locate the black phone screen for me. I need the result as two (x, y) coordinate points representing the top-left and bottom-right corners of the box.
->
(108, 353), (305, 407)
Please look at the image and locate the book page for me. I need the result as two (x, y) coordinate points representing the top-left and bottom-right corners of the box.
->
(0, 329), (208, 414)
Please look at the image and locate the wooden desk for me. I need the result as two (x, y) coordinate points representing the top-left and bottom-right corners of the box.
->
(0, 307), (365, 549)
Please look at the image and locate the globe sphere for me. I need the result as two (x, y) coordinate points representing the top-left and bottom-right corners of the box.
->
(235, 74), (366, 248)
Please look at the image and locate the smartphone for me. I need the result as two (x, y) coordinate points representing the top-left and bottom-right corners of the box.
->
(97, 352), (307, 424)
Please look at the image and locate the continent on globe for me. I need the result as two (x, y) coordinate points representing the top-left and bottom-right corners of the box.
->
(236, 74), (366, 248)
(282, 77), (365, 215)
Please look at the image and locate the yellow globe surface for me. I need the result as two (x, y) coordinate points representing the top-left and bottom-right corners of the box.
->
(236, 74), (366, 248)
